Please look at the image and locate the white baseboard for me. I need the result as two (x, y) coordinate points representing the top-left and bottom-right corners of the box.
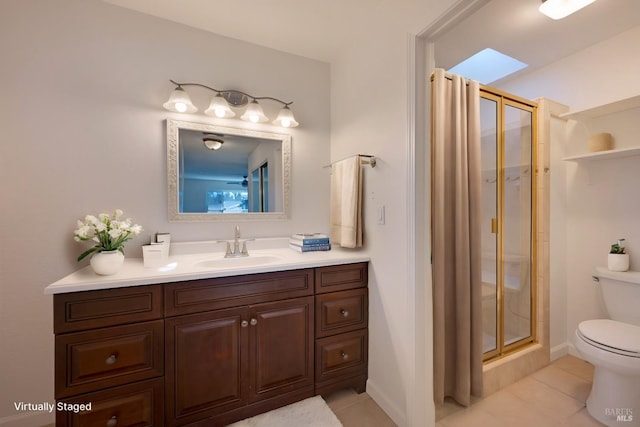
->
(550, 341), (582, 361)
(566, 342), (582, 359)
(366, 379), (407, 427)
(550, 342), (569, 361)
(0, 411), (53, 427)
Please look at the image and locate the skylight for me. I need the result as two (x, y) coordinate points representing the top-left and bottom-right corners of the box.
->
(448, 48), (528, 84)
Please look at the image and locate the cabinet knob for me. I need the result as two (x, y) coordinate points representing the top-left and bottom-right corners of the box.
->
(106, 416), (118, 427)
(105, 354), (118, 365)
(340, 309), (349, 317)
(241, 320), (249, 328)
(340, 351), (349, 360)
(250, 318), (258, 326)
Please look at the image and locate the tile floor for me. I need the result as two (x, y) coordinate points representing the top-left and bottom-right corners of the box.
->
(325, 355), (603, 427)
(436, 355), (603, 427)
(325, 389), (397, 427)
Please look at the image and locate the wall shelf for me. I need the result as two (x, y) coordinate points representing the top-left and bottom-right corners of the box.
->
(561, 94), (640, 161)
(559, 94), (640, 120)
(562, 146), (640, 162)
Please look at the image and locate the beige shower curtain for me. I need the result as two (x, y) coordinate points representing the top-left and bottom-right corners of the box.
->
(431, 68), (483, 407)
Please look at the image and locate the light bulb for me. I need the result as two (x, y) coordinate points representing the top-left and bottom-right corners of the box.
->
(205, 93), (235, 118)
(240, 100), (268, 123)
(272, 105), (299, 128)
(163, 86), (197, 113)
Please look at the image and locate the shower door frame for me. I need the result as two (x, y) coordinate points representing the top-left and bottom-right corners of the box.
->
(481, 86), (538, 363)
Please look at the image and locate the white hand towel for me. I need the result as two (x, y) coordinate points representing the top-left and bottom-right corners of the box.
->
(330, 156), (363, 248)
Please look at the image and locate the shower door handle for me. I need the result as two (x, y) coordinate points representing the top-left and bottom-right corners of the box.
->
(491, 218), (498, 234)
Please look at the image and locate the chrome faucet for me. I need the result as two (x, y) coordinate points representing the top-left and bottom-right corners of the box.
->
(232, 225), (241, 255)
(217, 225), (252, 258)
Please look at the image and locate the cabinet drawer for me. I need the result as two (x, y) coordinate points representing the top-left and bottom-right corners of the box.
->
(55, 320), (164, 398)
(316, 288), (368, 338)
(315, 263), (367, 294)
(165, 269), (314, 316)
(315, 330), (368, 383)
(56, 378), (163, 427)
(54, 285), (163, 333)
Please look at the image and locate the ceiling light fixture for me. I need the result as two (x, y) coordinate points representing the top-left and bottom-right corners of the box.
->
(539, 0), (597, 20)
(163, 79), (299, 128)
(203, 136), (224, 150)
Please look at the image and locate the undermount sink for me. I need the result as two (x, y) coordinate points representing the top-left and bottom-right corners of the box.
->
(193, 255), (283, 269)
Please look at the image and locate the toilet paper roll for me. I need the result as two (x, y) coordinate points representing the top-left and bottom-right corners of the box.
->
(588, 133), (613, 152)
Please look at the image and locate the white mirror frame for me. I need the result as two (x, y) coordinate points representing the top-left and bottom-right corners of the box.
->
(167, 119), (291, 222)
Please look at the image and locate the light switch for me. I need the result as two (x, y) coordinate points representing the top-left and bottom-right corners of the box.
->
(377, 205), (385, 225)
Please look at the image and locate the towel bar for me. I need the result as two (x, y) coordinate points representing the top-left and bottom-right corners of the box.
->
(323, 154), (376, 169)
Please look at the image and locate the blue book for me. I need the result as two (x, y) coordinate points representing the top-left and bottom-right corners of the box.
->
(289, 243), (331, 252)
(290, 233), (330, 246)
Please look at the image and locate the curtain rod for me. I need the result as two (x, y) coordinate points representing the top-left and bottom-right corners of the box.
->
(430, 71), (538, 107)
(430, 71), (471, 85)
(323, 154), (377, 169)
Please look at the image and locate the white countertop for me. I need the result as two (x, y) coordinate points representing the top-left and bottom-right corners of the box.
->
(45, 240), (370, 294)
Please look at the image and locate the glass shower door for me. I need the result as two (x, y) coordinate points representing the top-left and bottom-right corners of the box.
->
(480, 90), (536, 361)
(480, 94), (499, 358)
(502, 101), (534, 349)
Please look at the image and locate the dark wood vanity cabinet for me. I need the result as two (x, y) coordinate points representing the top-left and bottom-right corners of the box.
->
(314, 263), (368, 396)
(165, 297), (314, 426)
(53, 262), (367, 426)
(54, 286), (165, 427)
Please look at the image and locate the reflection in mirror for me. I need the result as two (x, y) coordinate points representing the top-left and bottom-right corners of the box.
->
(167, 119), (290, 221)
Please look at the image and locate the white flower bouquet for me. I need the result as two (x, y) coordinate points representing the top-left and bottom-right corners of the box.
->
(74, 209), (142, 261)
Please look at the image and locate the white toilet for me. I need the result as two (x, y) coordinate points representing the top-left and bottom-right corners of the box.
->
(574, 267), (640, 427)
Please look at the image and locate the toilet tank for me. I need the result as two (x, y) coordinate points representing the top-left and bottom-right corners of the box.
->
(595, 267), (640, 326)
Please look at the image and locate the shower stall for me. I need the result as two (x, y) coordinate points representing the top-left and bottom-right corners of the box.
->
(479, 88), (537, 361)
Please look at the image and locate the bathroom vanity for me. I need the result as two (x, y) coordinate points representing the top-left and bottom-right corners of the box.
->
(47, 250), (368, 426)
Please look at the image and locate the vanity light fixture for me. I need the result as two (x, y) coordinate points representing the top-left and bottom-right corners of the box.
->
(163, 79), (299, 128)
(240, 99), (269, 123)
(163, 85), (197, 113)
(539, 0), (597, 20)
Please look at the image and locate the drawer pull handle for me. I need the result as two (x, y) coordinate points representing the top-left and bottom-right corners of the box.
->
(241, 320), (249, 328)
(340, 309), (349, 317)
(105, 354), (118, 365)
(340, 351), (349, 360)
(106, 416), (118, 427)
(250, 318), (258, 326)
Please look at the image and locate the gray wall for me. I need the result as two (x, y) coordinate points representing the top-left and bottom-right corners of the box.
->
(0, 1), (330, 424)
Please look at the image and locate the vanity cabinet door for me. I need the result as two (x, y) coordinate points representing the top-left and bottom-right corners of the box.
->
(165, 307), (249, 426)
(316, 288), (368, 338)
(248, 296), (314, 403)
(56, 378), (163, 427)
(54, 285), (163, 334)
(315, 329), (368, 384)
(55, 320), (164, 398)
(315, 263), (368, 294)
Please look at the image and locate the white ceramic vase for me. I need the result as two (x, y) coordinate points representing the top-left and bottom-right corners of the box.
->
(90, 250), (125, 275)
(607, 253), (629, 272)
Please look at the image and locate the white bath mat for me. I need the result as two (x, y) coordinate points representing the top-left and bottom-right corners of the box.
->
(227, 396), (342, 427)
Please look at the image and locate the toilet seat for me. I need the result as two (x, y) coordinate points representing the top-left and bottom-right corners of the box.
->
(577, 319), (640, 358)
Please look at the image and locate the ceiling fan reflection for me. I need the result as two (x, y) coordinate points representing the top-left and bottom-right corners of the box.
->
(226, 176), (248, 187)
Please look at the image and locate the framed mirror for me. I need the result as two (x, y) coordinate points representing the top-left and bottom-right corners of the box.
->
(167, 119), (291, 221)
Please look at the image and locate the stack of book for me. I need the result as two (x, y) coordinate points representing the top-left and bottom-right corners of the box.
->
(289, 233), (331, 252)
